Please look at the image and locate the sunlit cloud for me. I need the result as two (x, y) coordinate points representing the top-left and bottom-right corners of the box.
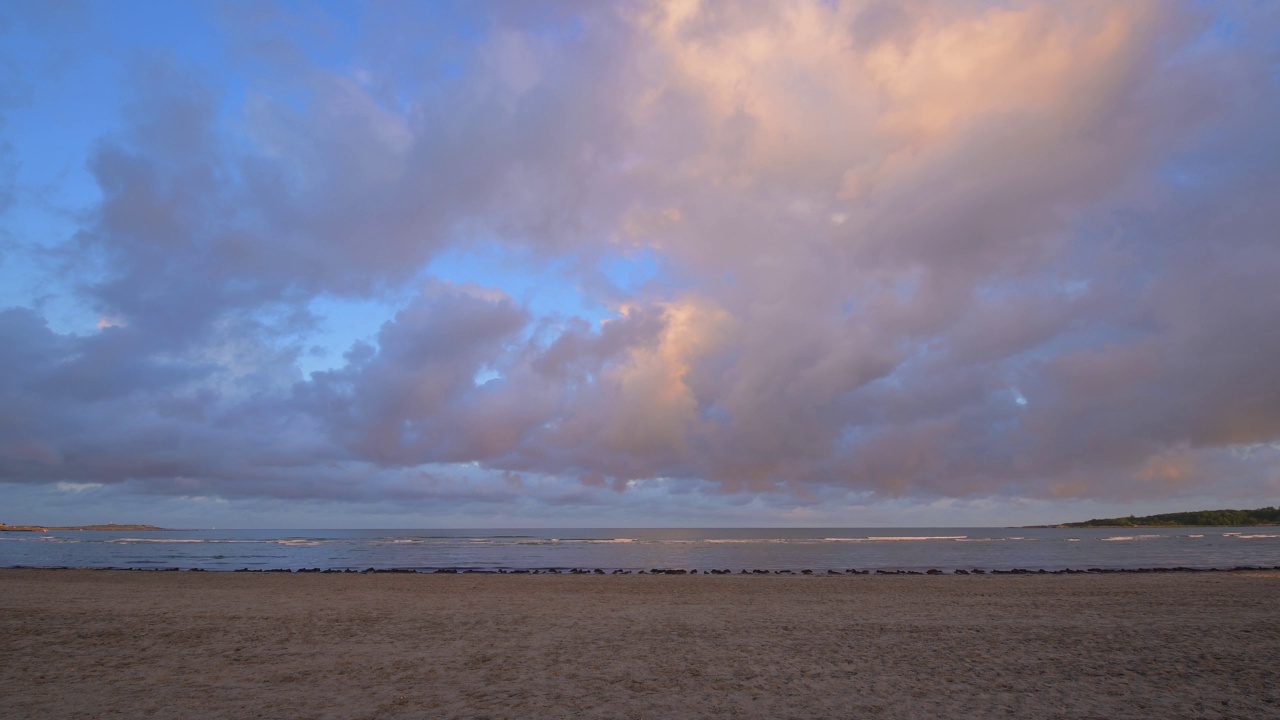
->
(0, 0), (1277, 525)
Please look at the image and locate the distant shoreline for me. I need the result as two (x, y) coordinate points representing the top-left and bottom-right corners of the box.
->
(1032, 506), (1280, 529)
(0, 524), (169, 532)
(1028, 523), (1280, 529)
(4, 564), (1280, 575)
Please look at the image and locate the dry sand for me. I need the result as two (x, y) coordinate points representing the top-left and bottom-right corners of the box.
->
(1, 569), (1278, 719)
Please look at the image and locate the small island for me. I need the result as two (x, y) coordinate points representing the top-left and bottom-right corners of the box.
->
(1036, 507), (1280, 528)
(0, 523), (169, 532)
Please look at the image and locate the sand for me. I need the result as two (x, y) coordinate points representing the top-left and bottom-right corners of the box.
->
(1, 569), (1278, 719)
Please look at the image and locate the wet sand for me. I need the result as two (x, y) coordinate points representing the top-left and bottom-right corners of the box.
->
(2, 569), (1278, 719)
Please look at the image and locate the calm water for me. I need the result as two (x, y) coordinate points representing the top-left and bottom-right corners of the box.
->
(2, 527), (1279, 572)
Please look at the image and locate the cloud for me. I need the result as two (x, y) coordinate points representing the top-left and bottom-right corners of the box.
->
(56, 481), (102, 493)
(2, 0), (1279, 520)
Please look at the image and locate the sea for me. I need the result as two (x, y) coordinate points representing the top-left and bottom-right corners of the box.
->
(2, 527), (1279, 573)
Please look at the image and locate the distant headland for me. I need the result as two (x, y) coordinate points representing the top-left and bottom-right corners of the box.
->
(0, 523), (169, 532)
(1034, 507), (1280, 529)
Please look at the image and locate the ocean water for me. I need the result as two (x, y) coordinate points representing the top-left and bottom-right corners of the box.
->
(2, 527), (1279, 572)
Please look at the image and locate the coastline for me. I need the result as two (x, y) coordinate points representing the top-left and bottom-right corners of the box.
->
(3, 568), (1278, 719)
(1029, 523), (1280, 529)
(5, 563), (1280, 575)
(0, 523), (168, 532)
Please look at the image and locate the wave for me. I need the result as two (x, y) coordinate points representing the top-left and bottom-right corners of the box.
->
(402, 534), (539, 540)
(107, 538), (205, 544)
(1234, 534), (1280, 539)
(1101, 534), (1161, 542)
(548, 538), (638, 543)
(691, 536), (986, 544)
(863, 536), (968, 542)
(705, 538), (807, 544)
(104, 538), (286, 545)
(708, 536), (972, 544)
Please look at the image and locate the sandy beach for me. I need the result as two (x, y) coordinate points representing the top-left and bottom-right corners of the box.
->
(2, 569), (1277, 719)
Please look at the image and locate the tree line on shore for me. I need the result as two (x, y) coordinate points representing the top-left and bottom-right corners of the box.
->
(1056, 507), (1280, 528)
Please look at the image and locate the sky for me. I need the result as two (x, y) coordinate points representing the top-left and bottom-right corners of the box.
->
(1, 0), (1278, 529)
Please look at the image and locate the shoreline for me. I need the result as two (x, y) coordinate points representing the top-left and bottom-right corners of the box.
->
(3, 568), (1278, 719)
(0, 524), (169, 532)
(5, 563), (1280, 575)
(1028, 523), (1280, 529)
